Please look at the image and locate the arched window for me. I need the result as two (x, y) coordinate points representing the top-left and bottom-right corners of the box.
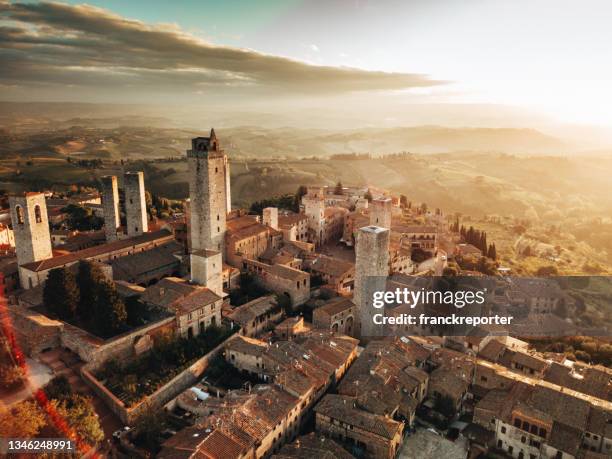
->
(15, 205), (24, 224)
(34, 205), (42, 223)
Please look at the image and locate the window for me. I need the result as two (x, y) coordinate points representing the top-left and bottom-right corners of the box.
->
(15, 205), (24, 224)
(501, 426), (506, 434)
(521, 436), (526, 444)
(514, 418), (522, 428)
(34, 205), (42, 223)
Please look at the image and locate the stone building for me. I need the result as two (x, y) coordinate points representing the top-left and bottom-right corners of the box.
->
(263, 207), (278, 230)
(243, 259), (310, 307)
(369, 198), (392, 229)
(313, 297), (357, 337)
(18, 229), (174, 289)
(303, 254), (354, 295)
(225, 214), (282, 268)
(225, 295), (283, 337)
(141, 277), (223, 338)
(9, 192), (53, 289)
(278, 212), (308, 242)
(303, 187), (325, 246)
(124, 171), (148, 237)
(354, 226), (390, 340)
(314, 394), (404, 459)
(187, 129), (228, 254)
(101, 175), (120, 241)
(190, 249), (223, 296)
(397, 225), (437, 252)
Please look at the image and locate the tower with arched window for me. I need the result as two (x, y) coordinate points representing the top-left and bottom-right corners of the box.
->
(187, 129), (228, 256)
(9, 192), (53, 283)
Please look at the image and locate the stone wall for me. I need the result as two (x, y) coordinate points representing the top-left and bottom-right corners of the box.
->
(81, 333), (237, 425)
(101, 175), (120, 242)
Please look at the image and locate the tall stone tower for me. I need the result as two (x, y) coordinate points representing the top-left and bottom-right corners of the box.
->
(124, 171), (148, 237)
(187, 129), (228, 254)
(224, 156), (231, 213)
(9, 192), (53, 270)
(191, 249), (223, 296)
(263, 207), (278, 230)
(354, 225), (390, 340)
(101, 175), (120, 241)
(303, 187), (325, 246)
(370, 198), (392, 229)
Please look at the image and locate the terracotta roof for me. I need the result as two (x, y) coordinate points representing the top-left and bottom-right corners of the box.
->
(315, 298), (355, 317)
(272, 433), (354, 459)
(111, 241), (181, 281)
(225, 335), (269, 356)
(305, 254), (354, 278)
(141, 277), (198, 308)
(314, 394), (401, 439)
(21, 229), (173, 272)
(548, 421), (582, 456)
(225, 295), (279, 326)
(172, 288), (222, 315)
(198, 428), (247, 459)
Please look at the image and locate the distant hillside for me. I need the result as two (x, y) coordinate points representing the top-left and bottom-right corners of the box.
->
(220, 125), (568, 157)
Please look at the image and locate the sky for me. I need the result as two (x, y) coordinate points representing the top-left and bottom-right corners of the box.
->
(1, 0), (612, 129)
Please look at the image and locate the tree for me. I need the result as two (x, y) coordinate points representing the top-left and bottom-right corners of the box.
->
(364, 189), (373, 202)
(487, 243), (497, 260)
(135, 404), (168, 452)
(54, 395), (104, 444)
(44, 375), (72, 401)
(0, 401), (46, 437)
(92, 281), (127, 336)
(44, 267), (79, 320)
(76, 260), (106, 318)
(294, 185), (308, 211)
(400, 195), (408, 209)
(334, 181), (344, 195)
(62, 204), (103, 231)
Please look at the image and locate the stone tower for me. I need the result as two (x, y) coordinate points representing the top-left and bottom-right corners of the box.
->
(354, 225), (390, 340)
(263, 207), (278, 230)
(101, 175), (120, 241)
(191, 249), (223, 296)
(187, 129), (228, 254)
(224, 155), (231, 213)
(124, 171), (148, 237)
(9, 192), (53, 270)
(303, 187), (325, 246)
(370, 198), (392, 229)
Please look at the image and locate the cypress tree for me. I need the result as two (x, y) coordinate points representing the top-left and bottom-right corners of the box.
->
(43, 268), (79, 320)
(92, 281), (127, 337)
(76, 261), (106, 319)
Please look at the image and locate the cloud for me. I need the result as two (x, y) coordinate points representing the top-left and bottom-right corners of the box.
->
(0, 1), (443, 101)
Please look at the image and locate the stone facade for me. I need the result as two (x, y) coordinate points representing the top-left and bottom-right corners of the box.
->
(124, 171), (148, 237)
(370, 198), (392, 229)
(354, 226), (390, 340)
(9, 192), (53, 288)
(190, 249), (223, 296)
(263, 207), (278, 230)
(303, 187), (325, 246)
(243, 259), (310, 307)
(101, 175), (120, 241)
(187, 130), (228, 254)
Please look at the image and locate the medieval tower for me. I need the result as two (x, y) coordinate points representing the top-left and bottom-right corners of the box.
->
(354, 225), (390, 340)
(263, 207), (278, 230)
(370, 198), (392, 229)
(124, 171), (148, 237)
(9, 193), (53, 288)
(187, 129), (227, 254)
(101, 175), (120, 241)
(303, 187), (325, 246)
